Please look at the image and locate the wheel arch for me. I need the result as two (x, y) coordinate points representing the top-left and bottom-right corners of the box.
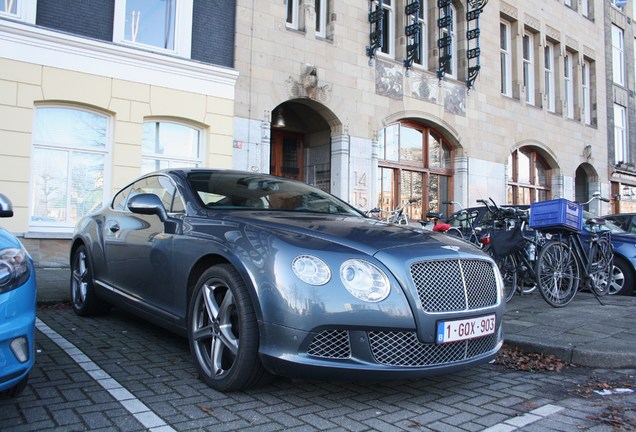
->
(185, 254), (265, 322)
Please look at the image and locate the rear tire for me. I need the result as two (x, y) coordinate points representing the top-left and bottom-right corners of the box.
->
(70, 245), (108, 316)
(588, 237), (613, 296)
(536, 240), (579, 307)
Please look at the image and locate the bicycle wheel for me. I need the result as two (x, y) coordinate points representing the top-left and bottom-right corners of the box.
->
(588, 236), (613, 296)
(493, 253), (518, 302)
(536, 240), (579, 307)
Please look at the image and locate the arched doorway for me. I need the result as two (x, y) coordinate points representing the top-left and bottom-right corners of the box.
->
(270, 101), (332, 192)
(574, 163), (599, 213)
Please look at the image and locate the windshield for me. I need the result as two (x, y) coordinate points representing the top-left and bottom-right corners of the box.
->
(187, 171), (364, 217)
(582, 211), (625, 233)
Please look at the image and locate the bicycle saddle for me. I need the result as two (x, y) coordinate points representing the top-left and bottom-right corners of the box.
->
(586, 217), (606, 226)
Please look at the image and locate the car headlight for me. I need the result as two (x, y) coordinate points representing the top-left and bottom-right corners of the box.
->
(292, 255), (331, 285)
(0, 247), (31, 294)
(340, 259), (390, 302)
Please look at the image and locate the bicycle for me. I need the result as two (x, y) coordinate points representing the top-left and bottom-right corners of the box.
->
(442, 201), (483, 248)
(478, 198), (543, 302)
(366, 198), (420, 225)
(534, 193), (614, 307)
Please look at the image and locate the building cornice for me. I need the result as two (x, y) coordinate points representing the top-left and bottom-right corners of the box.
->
(0, 19), (238, 98)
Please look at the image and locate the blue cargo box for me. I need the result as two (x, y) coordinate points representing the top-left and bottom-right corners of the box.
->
(529, 198), (582, 232)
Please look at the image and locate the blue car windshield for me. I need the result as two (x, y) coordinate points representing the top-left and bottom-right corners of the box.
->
(188, 171), (363, 216)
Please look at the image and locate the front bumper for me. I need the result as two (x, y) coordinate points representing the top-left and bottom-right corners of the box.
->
(0, 274), (36, 392)
(259, 321), (504, 381)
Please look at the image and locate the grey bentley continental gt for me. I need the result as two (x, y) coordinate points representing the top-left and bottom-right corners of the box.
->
(70, 169), (505, 391)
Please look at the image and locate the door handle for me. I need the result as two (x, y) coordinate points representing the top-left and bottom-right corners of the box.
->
(108, 223), (120, 233)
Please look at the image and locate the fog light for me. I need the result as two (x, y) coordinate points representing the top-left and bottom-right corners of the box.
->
(10, 337), (29, 363)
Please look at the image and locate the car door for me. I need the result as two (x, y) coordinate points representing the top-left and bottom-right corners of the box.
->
(104, 175), (184, 317)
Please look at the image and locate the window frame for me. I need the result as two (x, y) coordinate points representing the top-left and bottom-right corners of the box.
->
(614, 103), (627, 164)
(0, 0), (36, 23)
(582, 60), (591, 125)
(439, 3), (457, 79)
(507, 148), (551, 205)
(413, 0), (428, 69)
(286, 0), (299, 30)
(544, 42), (555, 112)
(112, 0), (193, 57)
(141, 119), (205, 174)
(315, 0), (327, 37)
(522, 31), (535, 105)
(612, 25), (625, 86)
(377, 122), (454, 220)
(378, 0), (395, 58)
(564, 52), (574, 119)
(500, 20), (513, 97)
(29, 105), (112, 232)
(581, 0), (589, 17)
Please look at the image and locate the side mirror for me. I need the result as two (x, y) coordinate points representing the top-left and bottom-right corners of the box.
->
(127, 193), (168, 222)
(0, 193), (14, 218)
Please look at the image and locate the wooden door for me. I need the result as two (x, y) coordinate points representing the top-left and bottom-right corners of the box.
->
(271, 131), (304, 181)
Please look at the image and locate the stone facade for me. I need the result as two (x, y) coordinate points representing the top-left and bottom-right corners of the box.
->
(232, 0), (610, 216)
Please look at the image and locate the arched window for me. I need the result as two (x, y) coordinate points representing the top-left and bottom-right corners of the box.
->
(141, 120), (203, 173)
(507, 148), (550, 204)
(377, 122), (453, 221)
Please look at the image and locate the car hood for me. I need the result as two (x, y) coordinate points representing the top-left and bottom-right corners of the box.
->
(0, 226), (21, 249)
(608, 231), (636, 243)
(215, 211), (482, 257)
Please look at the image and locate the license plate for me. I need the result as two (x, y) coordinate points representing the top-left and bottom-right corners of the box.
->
(436, 314), (496, 344)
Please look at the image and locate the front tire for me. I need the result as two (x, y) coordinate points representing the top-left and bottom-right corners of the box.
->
(188, 264), (270, 391)
(536, 240), (579, 307)
(494, 253), (518, 302)
(608, 257), (634, 296)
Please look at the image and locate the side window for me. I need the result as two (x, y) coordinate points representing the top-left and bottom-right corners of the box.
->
(129, 176), (184, 214)
(141, 120), (203, 174)
(113, 0), (193, 56)
(30, 106), (111, 230)
(112, 185), (133, 212)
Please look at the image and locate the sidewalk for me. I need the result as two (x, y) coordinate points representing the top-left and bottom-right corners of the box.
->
(504, 290), (636, 368)
(35, 268), (636, 369)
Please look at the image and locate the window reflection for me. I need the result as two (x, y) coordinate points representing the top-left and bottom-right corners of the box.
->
(125, 0), (176, 50)
(31, 107), (109, 228)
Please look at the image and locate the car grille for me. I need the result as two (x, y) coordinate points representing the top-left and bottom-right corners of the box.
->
(307, 329), (351, 359)
(368, 331), (499, 367)
(410, 259), (498, 312)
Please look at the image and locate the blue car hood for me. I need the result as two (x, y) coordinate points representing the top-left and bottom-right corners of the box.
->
(220, 211), (480, 257)
(0, 227), (21, 249)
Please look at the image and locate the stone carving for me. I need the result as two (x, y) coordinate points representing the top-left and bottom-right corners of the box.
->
(285, 64), (332, 103)
(375, 60), (403, 100)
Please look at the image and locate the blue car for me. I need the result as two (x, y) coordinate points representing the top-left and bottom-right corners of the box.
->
(0, 194), (36, 397)
(581, 212), (636, 296)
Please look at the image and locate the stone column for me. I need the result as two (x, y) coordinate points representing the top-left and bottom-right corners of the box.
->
(330, 134), (350, 201)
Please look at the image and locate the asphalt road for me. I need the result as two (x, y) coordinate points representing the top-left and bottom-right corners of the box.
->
(1, 305), (635, 431)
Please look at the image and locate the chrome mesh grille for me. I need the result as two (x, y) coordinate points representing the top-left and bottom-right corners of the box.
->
(368, 331), (499, 367)
(307, 330), (351, 359)
(410, 259), (498, 312)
